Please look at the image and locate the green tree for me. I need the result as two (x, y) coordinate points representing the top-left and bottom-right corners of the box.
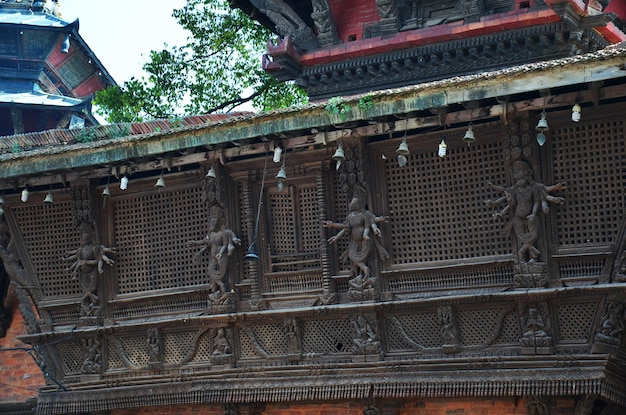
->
(94, 0), (307, 123)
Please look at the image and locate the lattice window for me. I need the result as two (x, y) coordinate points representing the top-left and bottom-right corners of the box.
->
(57, 339), (84, 375)
(385, 312), (440, 351)
(330, 172), (350, 273)
(113, 186), (209, 294)
(163, 331), (198, 365)
(496, 312), (520, 345)
(239, 324), (287, 359)
(108, 336), (149, 368)
(556, 302), (598, 343)
(458, 308), (505, 346)
(383, 138), (510, 264)
(551, 120), (626, 247)
(302, 319), (354, 355)
(190, 330), (213, 363)
(266, 183), (321, 273)
(12, 198), (81, 298)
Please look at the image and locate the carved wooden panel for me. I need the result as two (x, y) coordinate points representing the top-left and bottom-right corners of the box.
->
(555, 301), (599, 343)
(57, 339), (84, 376)
(552, 117), (626, 248)
(382, 134), (510, 264)
(301, 318), (354, 358)
(385, 311), (440, 351)
(12, 194), (80, 298)
(239, 323), (287, 360)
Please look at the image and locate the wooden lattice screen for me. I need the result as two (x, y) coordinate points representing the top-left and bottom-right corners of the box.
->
(382, 134), (511, 265)
(112, 183), (210, 295)
(11, 192), (81, 298)
(551, 117), (626, 248)
(266, 182), (321, 273)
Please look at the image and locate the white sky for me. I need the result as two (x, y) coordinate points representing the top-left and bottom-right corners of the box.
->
(60, 0), (188, 85)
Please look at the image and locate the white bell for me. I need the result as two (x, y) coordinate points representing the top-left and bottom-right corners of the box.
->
(206, 166), (217, 178)
(155, 175), (166, 188)
(535, 112), (549, 132)
(396, 139), (410, 156)
(463, 125), (476, 145)
(102, 185), (111, 197)
(43, 191), (54, 204)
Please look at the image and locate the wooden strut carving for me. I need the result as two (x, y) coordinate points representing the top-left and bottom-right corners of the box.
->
(189, 204), (240, 313)
(324, 197), (388, 301)
(249, 0), (319, 50)
(311, 0), (339, 47)
(63, 222), (115, 325)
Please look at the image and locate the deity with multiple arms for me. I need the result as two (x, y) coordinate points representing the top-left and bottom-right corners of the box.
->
(324, 197), (389, 280)
(188, 211), (240, 301)
(485, 160), (565, 263)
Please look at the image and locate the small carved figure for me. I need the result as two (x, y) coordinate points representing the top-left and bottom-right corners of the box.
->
(212, 328), (231, 356)
(64, 223), (115, 319)
(189, 210), (240, 303)
(352, 315), (380, 354)
(597, 302), (625, 342)
(147, 328), (163, 368)
(520, 306), (552, 350)
(376, 0), (398, 20)
(284, 318), (301, 356)
(527, 396), (550, 415)
(81, 337), (102, 374)
(485, 161), (565, 263)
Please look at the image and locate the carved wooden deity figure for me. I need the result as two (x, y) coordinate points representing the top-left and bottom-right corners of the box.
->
(325, 197), (388, 281)
(485, 160), (565, 263)
(64, 222), (115, 320)
(188, 209), (240, 306)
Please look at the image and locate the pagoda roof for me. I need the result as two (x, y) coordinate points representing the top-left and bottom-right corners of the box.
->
(0, 81), (87, 108)
(0, 8), (72, 28)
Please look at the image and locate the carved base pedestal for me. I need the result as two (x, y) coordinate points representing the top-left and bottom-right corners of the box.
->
(348, 275), (378, 302)
(514, 262), (548, 288)
(591, 335), (621, 354)
(79, 315), (103, 327)
(352, 353), (382, 363)
(207, 292), (235, 314)
(443, 344), (461, 354)
(521, 346), (554, 355)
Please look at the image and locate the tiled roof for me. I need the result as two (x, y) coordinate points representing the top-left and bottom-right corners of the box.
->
(0, 42), (625, 160)
(0, 113), (253, 154)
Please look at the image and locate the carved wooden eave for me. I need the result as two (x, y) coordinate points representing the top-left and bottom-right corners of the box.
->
(0, 44), (625, 183)
(246, 0), (626, 100)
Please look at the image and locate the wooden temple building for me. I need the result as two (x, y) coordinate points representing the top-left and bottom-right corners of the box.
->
(1, 0), (626, 414)
(0, 0), (115, 137)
